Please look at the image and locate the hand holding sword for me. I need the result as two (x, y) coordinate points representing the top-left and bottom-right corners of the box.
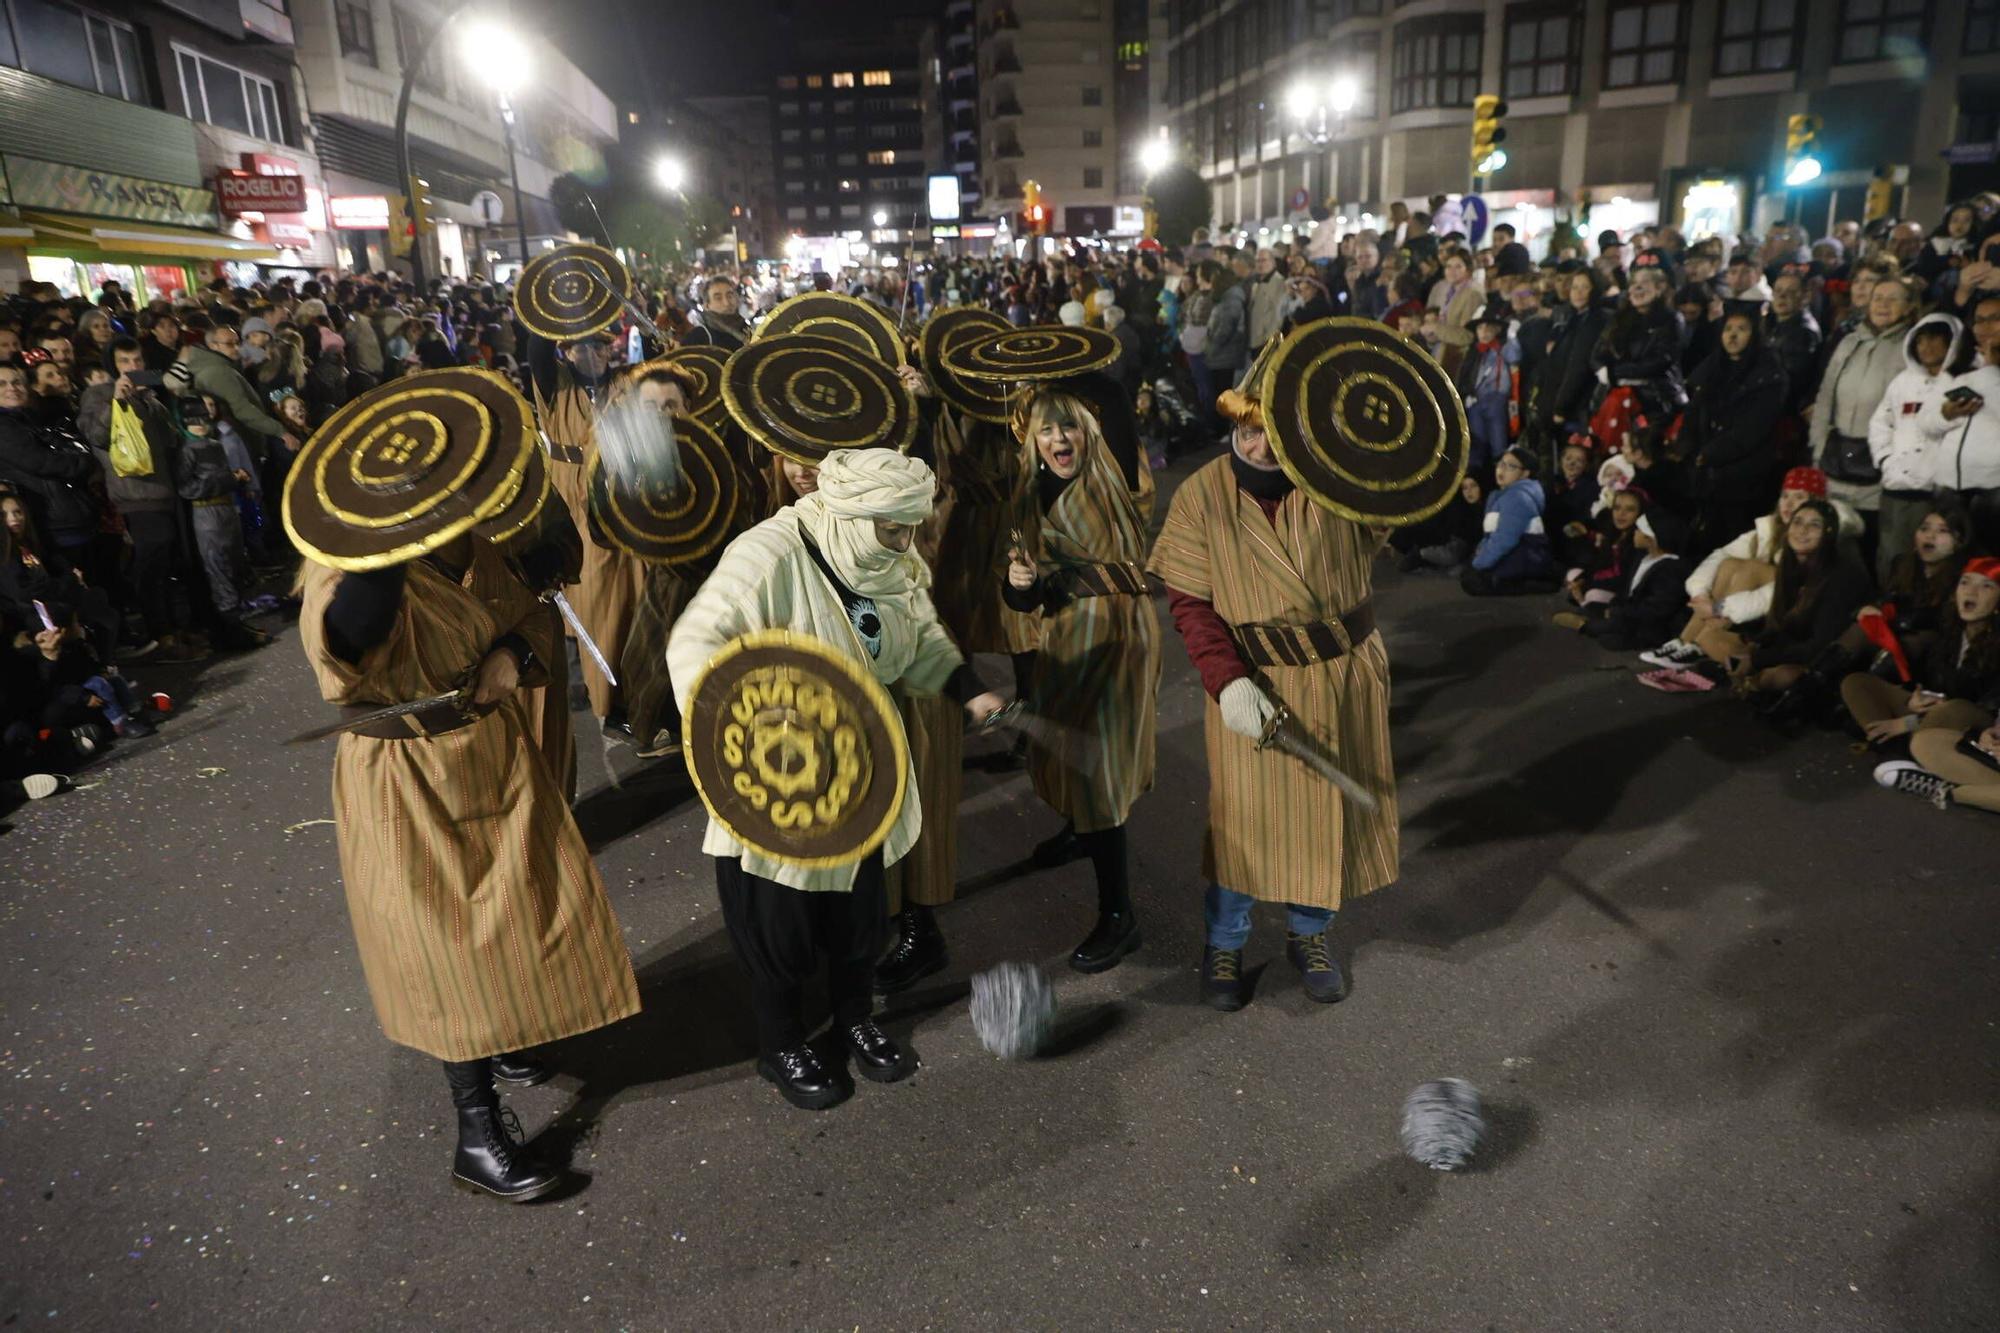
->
(1221, 679), (1378, 811)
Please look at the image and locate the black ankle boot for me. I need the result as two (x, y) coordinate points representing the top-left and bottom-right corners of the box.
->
(756, 1044), (851, 1111)
(875, 906), (947, 995)
(1070, 909), (1142, 973)
(443, 1060), (560, 1202)
(490, 1049), (552, 1087)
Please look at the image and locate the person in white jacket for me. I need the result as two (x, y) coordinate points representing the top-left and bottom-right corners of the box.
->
(1638, 467), (1861, 668)
(1868, 312), (1963, 582)
(1920, 291), (2000, 553)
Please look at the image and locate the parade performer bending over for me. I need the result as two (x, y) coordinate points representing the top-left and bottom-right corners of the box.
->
(288, 369), (640, 1202)
(666, 448), (1003, 1111)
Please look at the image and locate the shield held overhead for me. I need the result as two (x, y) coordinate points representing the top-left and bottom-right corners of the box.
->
(684, 630), (910, 868)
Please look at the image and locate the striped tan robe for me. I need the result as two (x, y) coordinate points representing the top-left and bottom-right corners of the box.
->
(535, 376), (644, 720)
(1147, 457), (1399, 910)
(928, 411), (1043, 656)
(298, 547), (640, 1060)
(1018, 436), (1161, 834)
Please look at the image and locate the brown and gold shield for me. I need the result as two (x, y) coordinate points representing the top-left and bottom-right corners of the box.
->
(684, 629), (909, 868)
(721, 332), (917, 465)
(755, 291), (905, 365)
(638, 346), (731, 430)
(920, 306), (1013, 423)
(941, 325), (1120, 382)
(512, 243), (631, 342)
(283, 367), (538, 570)
(1256, 317), (1469, 527)
(586, 415), (741, 566)
(473, 439), (550, 545)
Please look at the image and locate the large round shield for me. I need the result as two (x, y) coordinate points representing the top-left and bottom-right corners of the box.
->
(920, 306), (1013, 423)
(474, 440), (551, 545)
(1256, 317), (1469, 527)
(638, 346), (731, 430)
(512, 243), (630, 342)
(684, 629), (909, 868)
(755, 291), (904, 365)
(722, 332), (917, 465)
(283, 367), (538, 570)
(942, 325), (1119, 382)
(587, 415), (741, 566)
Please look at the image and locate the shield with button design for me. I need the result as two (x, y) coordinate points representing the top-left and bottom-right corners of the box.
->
(721, 331), (917, 465)
(512, 243), (632, 342)
(684, 629), (910, 868)
(586, 414), (742, 566)
(283, 367), (541, 570)
(1255, 316), (1470, 527)
(754, 291), (906, 366)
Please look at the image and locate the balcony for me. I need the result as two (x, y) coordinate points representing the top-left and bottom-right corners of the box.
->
(989, 46), (1022, 75)
(990, 98), (1023, 118)
(947, 62), (975, 82)
(992, 137), (1024, 159)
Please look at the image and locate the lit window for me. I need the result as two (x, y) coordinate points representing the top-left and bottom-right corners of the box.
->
(777, 75), (798, 89)
(805, 74), (824, 88)
(626, 110), (639, 124)
(868, 150), (897, 165)
(831, 71), (855, 87)
(863, 69), (893, 86)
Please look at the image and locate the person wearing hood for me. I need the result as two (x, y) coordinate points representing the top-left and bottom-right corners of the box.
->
(1533, 266), (1610, 441)
(1921, 291), (2000, 553)
(1202, 261), (1252, 388)
(1683, 302), (1791, 561)
(1148, 381), (1397, 1012)
(1462, 447), (1556, 595)
(665, 449), (1004, 1111)
(0, 361), (99, 570)
(1553, 507), (1691, 651)
(1869, 312), (1962, 580)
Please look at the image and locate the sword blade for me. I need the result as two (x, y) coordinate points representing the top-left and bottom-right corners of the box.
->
(551, 589), (618, 686)
(285, 691), (464, 744)
(1259, 709), (1379, 811)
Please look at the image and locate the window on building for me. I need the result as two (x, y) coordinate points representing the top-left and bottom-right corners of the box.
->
(840, 203), (861, 218)
(783, 181), (806, 194)
(780, 127), (802, 142)
(777, 74), (798, 89)
(779, 101), (800, 115)
(1836, 0), (1926, 62)
(814, 204), (831, 219)
(391, 4), (432, 75)
(1083, 167), (1104, 188)
(1713, 0), (1798, 73)
(831, 71), (855, 87)
(835, 125), (857, 142)
(1604, 1), (1684, 87)
(833, 99), (853, 113)
(1082, 85), (1102, 105)
(1347, 30), (1381, 110)
(1117, 41), (1147, 61)
(786, 206), (807, 220)
(1317, 0), (1383, 35)
(867, 149), (897, 164)
(175, 45), (286, 142)
(836, 152), (858, 165)
(1503, 3), (1579, 99)
(862, 69), (892, 86)
(782, 154), (805, 168)
(1083, 128), (1102, 146)
(805, 74), (824, 88)
(9, 0), (145, 101)
(837, 178), (859, 192)
(1390, 15), (1483, 112)
(1970, 0), (2000, 52)
(808, 126), (826, 142)
(335, 0), (376, 67)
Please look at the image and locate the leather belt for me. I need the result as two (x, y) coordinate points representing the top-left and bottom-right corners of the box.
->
(1232, 601), (1375, 667)
(1063, 560), (1148, 599)
(192, 495), (234, 508)
(338, 697), (494, 739)
(545, 442), (585, 465)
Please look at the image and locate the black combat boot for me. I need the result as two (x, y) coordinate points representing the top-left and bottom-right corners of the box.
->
(443, 1058), (561, 1202)
(874, 905), (947, 994)
(490, 1049), (552, 1087)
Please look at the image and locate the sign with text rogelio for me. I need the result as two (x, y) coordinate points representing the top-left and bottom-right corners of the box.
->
(216, 170), (307, 217)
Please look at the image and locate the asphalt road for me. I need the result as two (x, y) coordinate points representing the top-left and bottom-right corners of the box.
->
(3, 449), (1997, 1331)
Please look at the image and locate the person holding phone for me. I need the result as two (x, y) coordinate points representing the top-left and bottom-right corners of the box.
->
(1922, 292), (2000, 553)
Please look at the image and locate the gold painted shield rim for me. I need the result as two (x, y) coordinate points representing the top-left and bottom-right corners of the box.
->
(755, 291), (906, 366)
(585, 414), (742, 566)
(920, 305), (1013, 423)
(720, 332), (917, 465)
(512, 243), (631, 342)
(940, 324), (1120, 382)
(682, 627), (910, 869)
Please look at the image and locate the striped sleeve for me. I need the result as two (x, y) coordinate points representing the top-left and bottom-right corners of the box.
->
(1145, 468), (1216, 600)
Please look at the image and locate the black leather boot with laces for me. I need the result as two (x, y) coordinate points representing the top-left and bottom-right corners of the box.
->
(1201, 945), (1246, 1011)
(1286, 930), (1346, 1004)
(874, 905), (947, 995)
(443, 1059), (561, 1202)
(490, 1049), (552, 1087)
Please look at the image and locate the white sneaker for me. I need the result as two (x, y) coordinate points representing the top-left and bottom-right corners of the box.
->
(20, 773), (62, 800)
(1638, 640), (1691, 668)
(1873, 761), (1957, 809)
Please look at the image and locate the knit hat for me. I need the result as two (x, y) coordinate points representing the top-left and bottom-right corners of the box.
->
(1781, 465), (1828, 497)
(242, 317), (272, 338)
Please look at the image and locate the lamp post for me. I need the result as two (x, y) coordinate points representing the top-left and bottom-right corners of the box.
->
(654, 156), (688, 257)
(392, 8), (530, 288)
(1282, 74), (1359, 227)
(498, 95), (531, 273)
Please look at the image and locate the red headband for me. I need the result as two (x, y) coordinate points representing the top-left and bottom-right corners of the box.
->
(1782, 466), (1828, 497)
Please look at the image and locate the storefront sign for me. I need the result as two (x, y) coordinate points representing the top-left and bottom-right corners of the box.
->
(1, 154), (218, 228)
(329, 195), (391, 230)
(259, 219), (314, 247)
(217, 171), (307, 216)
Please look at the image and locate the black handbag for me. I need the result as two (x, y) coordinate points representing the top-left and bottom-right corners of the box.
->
(1822, 430), (1882, 486)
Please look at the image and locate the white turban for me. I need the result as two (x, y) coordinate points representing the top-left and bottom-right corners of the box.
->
(791, 448), (936, 597)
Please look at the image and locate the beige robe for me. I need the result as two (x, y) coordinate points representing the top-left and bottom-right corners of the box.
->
(298, 547), (639, 1060)
(1148, 456), (1399, 910)
(929, 412), (1043, 656)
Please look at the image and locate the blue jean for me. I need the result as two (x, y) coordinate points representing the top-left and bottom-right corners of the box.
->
(1204, 883), (1334, 949)
(1467, 390), (1510, 473)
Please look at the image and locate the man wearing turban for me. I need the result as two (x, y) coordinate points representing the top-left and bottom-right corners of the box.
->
(667, 449), (1005, 1110)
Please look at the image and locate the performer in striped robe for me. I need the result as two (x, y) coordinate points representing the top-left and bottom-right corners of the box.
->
(527, 332), (645, 738)
(1002, 388), (1162, 973)
(298, 537), (640, 1200)
(1146, 386), (1399, 1010)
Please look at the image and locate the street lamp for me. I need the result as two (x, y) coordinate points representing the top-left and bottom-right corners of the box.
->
(655, 156), (688, 193)
(1139, 136), (1172, 177)
(871, 208), (889, 227)
(1281, 72), (1362, 228)
(461, 22), (534, 277)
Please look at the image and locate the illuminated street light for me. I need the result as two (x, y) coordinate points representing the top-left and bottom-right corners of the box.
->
(1785, 155), (1823, 186)
(1139, 136), (1172, 176)
(655, 155), (687, 192)
(459, 19), (531, 96)
(1477, 148), (1509, 176)
(1328, 77), (1358, 115)
(872, 208), (889, 227)
(1285, 83), (1315, 119)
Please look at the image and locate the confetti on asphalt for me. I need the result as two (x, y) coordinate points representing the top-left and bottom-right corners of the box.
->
(284, 819), (336, 836)
(196, 767), (227, 778)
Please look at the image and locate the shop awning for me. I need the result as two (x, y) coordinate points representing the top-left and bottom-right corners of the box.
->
(15, 211), (280, 260)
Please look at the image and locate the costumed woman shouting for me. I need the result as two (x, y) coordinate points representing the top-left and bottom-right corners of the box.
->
(1002, 388), (1163, 973)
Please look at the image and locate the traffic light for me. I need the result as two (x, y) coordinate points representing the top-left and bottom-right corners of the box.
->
(406, 175), (433, 237)
(1021, 179), (1050, 236)
(385, 192), (410, 244)
(1470, 94), (1508, 176)
(1784, 113), (1823, 186)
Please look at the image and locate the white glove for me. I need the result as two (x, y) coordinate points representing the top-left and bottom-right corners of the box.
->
(1218, 677), (1278, 740)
